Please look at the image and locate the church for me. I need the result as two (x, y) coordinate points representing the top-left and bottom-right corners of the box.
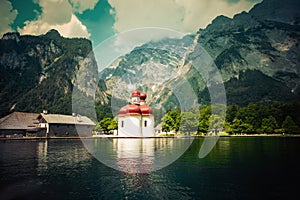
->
(118, 89), (155, 137)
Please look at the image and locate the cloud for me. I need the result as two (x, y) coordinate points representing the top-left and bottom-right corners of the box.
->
(94, 28), (184, 72)
(108, 0), (186, 33)
(0, 0), (18, 37)
(39, 0), (72, 24)
(17, 0), (90, 38)
(113, 28), (184, 53)
(19, 14), (90, 38)
(70, 0), (99, 14)
(108, 0), (261, 33)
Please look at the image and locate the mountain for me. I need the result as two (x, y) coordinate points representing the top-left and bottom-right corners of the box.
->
(100, 0), (300, 109)
(0, 29), (109, 118)
(1, 0), (299, 119)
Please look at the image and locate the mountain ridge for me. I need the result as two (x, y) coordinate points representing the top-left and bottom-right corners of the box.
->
(0, 29), (109, 118)
(1, 0), (300, 119)
(100, 0), (300, 109)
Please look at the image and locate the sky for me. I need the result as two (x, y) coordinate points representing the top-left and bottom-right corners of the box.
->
(1, 0), (262, 47)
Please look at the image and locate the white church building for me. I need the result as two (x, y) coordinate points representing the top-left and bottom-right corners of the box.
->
(118, 89), (155, 137)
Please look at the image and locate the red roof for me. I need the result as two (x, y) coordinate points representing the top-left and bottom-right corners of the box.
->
(140, 104), (152, 116)
(119, 104), (141, 116)
(119, 90), (153, 116)
(131, 89), (141, 97)
(140, 92), (146, 100)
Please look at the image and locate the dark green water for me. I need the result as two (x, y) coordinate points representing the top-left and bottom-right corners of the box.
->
(1, 137), (300, 199)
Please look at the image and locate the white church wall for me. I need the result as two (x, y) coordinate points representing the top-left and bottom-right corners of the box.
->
(141, 116), (155, 137)
(118, 115), (142, 137)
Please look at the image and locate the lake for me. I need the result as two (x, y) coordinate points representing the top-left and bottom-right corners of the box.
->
(1, 137), (300, 199)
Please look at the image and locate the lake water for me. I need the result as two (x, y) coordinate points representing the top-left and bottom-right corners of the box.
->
(1, 137), (300, 199)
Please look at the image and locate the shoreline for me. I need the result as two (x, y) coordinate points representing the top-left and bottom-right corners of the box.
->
(1, 134), (300, 140)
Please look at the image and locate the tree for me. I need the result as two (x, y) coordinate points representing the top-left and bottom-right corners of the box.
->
(228, 118), (242, 134)
(226, 104), (239, 123)
(179, 111), (198, 135)
(282, 116), (300, 134)
(209, 114), (224, 130)
(228, 118), (254, 134)
(198, 105), (211, 134)
(161, 109), (181, 132)
(96, 117), (117, 134)
(260, 116), (278, 134)
(198, 118), (209, 134)
(236, 103), (264, 131)
(108, 118), (118, 131)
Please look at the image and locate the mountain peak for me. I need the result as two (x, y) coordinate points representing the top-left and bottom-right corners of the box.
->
(249, 0), (300, 25)
(44, 29), (61, 39)
(1, 32), (20, 42)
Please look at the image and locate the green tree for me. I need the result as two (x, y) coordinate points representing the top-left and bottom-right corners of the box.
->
(179, 111), (198, 135)
(228, 118), (254, 134)
(282, 116), (300, 134)
(240, 122), (254, 134)
(108, 118), (118, 131)
(236, 102), (274, 131)
(161, 109), (181, 132)
(209, 114), (224, 130)
(226, 104), (239, 123)
(97, 117), (117, 134)
(198, 118), (209, 134)
(94, 122), (102, 132)
(198, 105), (211, 134)
(260, 116), (278, 134)
(228, 118), (242, 134)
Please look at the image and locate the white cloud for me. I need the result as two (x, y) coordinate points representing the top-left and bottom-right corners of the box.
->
(39, 0), (72, 24)
(18, 0), (90, 38)
(108, 0), (186, 33)
(70, 0), (99, 14)
(19, 14), (90, 38)
(94, 28), (184, 72)
(0, 0), (18, 37)
(175, 0), (262, 31)
(108, 0), (261, 34)
(113, 28), (184, 53)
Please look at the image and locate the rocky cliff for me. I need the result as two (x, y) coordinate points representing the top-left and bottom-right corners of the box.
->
(0, 29), (108, 117)
(101, 0), (300, 108)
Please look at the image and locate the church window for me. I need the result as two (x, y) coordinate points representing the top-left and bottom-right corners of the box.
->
(144, 120), (147, 127)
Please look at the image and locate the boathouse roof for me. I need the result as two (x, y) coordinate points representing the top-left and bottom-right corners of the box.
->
(0, 112), (39, 130)
(38, 113), (95, 126)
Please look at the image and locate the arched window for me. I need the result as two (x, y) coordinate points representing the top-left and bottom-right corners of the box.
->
(121, 121), (124, 127)
(144, 120), (147, 127)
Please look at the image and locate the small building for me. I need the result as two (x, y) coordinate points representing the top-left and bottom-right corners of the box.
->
(0, 111), (95, 137)
(0, 112), (42, 137)
(37, 113), (95, 137)
(118, 89), (155, 137)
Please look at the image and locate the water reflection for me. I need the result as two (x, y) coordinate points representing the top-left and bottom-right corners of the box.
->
(36, 140), (93, 175)
(118, 172), (195, 199)
(216, 139), (230, 152)
(2, 138), (300, 199)
(83, 138), (193, 173)
(114, 139), (155, 173)
(37, 141), (48, 174)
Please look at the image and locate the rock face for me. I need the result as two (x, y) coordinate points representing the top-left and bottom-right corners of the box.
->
(101, 0), (300, 108)
(0, 29), (108, 117)
(1, 0), (299, 118)
(197, 0), (300, 104)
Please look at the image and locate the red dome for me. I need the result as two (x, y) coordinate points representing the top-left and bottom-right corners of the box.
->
(119, 106), (127, 115)
(140, 92), (147, 101)
(140, 105), (152, 115)
(131, 89), (140, 97)
(119, 104), (141, 116)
